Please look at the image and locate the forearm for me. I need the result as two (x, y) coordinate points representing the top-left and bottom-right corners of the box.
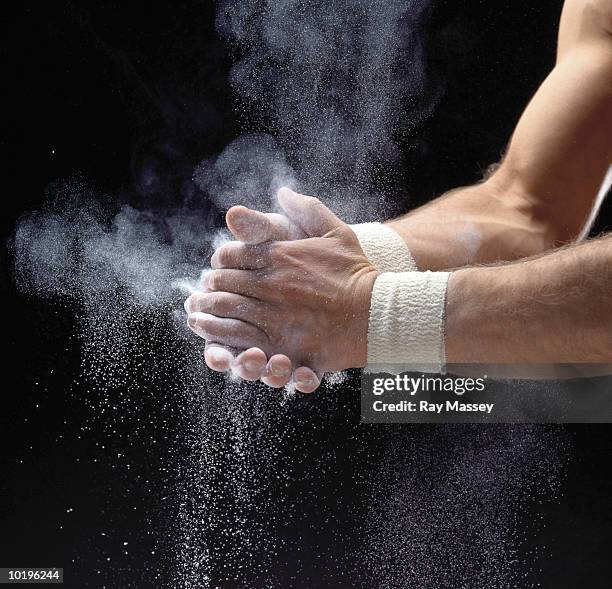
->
(386, 179), (552, 270)
(445, 234), (612, 363)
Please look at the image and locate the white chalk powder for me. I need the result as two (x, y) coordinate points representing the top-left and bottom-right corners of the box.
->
(11, 0), (572, 584)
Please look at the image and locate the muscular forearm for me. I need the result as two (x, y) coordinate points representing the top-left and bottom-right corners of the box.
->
(445, 234), (612, 363)
(386, 179), (553, 271)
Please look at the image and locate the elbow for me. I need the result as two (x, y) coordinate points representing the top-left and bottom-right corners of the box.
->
(486, 174), (595, 248)
(484, 175), (573, 252)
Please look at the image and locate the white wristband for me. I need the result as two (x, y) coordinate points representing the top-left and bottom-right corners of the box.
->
(350, 222), (417, 272)
(366, 271), (451, 374)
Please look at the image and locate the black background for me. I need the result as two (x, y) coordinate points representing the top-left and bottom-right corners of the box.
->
(3, 1), (612, 588)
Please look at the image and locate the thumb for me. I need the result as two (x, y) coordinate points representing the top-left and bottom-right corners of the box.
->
(276, 187), (344, 237)
(226, 206), (301, 244)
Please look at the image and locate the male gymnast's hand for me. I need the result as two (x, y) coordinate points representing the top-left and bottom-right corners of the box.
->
(185, 188), (378, 391)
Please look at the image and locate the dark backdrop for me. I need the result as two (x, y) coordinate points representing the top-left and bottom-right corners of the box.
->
(3, 1), (611, 588)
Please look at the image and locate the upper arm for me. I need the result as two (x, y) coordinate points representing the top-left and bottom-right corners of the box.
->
(491, 0), (612, 244)
(558, 0), (612, 59)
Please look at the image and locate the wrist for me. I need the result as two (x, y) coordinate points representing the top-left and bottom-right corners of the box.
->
(365, 270), (450, 373)
(349, 222), (417, 272)
(347, 267), (379, 369)
(444, 268), (483, 364)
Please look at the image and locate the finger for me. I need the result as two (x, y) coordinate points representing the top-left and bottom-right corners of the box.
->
(276, 187), (343, 237)
(261, 354), (293, 388)
(233, 347), (268, 381)
(203, 269), (263, 298)
(186, 292), (268, 326)
(204, 342), (235, 372)
(211, 241), (270, 270)
(293, 366), (322, 394)
(188, 312), (267, 349)
(226, 206), (299, 243)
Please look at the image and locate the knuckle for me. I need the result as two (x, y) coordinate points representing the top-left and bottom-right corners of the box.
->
(333, 225), (353, 242)
(268, 241), (288, 264)
(217, 242), (237, 267)
(263, 271), (283, 293)
(188, 293), (203, 312)
(215, 246), (229, 268)
(307, 196), (326, 213)
(206, 293), (221, 315)
(207, 269), (222, 291)
(211, 293), (233, 315)
(304, 195), (320, 207)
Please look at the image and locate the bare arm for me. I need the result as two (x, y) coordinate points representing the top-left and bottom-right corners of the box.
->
(445, 234), (612, 363)
(197, 0), (612, 390)
(388, 0), (612, 270)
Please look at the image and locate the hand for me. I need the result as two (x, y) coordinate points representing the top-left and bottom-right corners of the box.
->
(187, 201), (324, 391)
(186, 188), (378, 378)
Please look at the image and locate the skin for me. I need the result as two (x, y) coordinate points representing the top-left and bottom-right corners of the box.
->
(186, 189), (378, 374)
(204, 207), (313, 388)
(445, 235), (612, 364)
(187, 0), (612, 389)
(189, 192), (612, 373)
(387, 0), (612, 269)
